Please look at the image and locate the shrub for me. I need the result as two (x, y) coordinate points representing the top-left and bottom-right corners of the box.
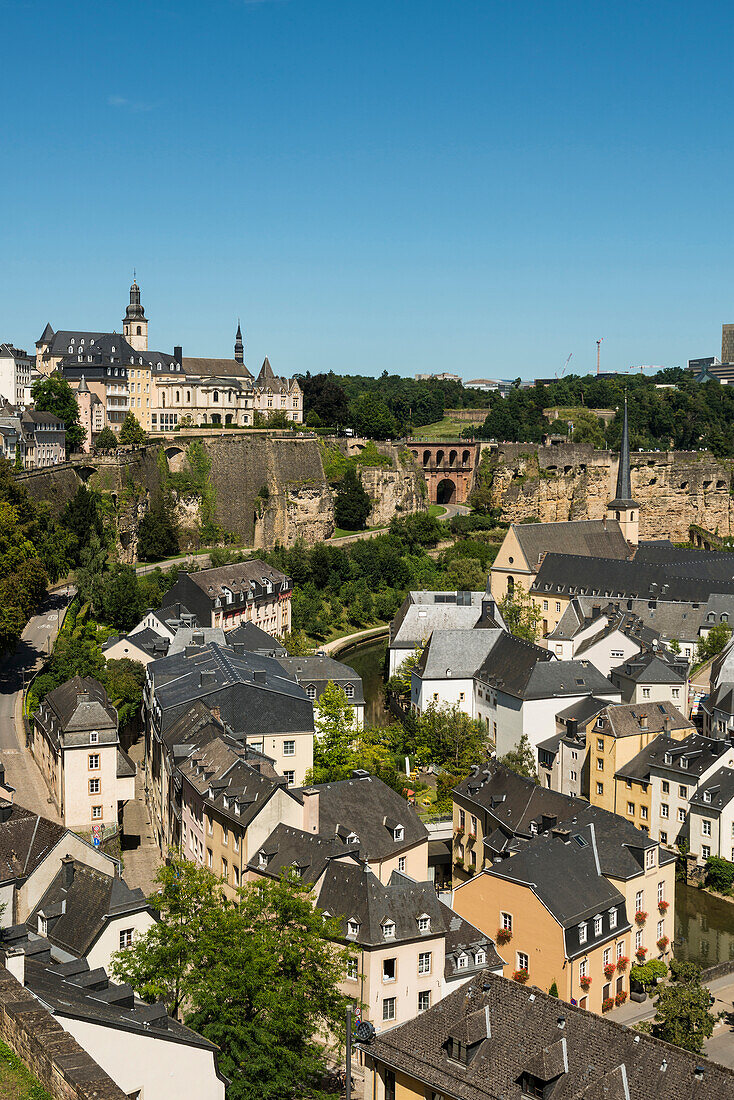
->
(705, 855), (734, 894)
(548, 980), (559, 998)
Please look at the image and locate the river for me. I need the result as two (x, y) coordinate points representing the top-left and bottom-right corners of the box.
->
(343, 637), (391, 727)
(675, 881), (734, 968)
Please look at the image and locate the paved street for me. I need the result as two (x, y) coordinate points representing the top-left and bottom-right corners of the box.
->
(119, 739), (161, 897)
(0, 586), (74, 819)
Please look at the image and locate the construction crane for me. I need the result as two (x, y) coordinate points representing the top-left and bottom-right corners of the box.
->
(629, 364), (665, 374)
(596, 338), (603, 375)
(556, 353), (573, 379)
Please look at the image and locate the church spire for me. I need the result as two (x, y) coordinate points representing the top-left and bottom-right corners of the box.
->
(614, 394), (632, 502)
(607, 394), (639, 548)
(123, 275), (148, 352)
(234, 320), (244, 364)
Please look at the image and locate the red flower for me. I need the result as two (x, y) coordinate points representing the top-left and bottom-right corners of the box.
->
(657, 936), (670, 953)
(580, 975), (592, 990)
(615, 990), (628, 1006)
(616, 956), (629, 972)
(602, 997), (614, 1013)
(512, 968), (529, 983)
(496, 928), (512, 945)
(635, 947), (648, 961)
(604, 964), (616, 980)
(634, 910), (648, 926)
(658, 900), (669, 913)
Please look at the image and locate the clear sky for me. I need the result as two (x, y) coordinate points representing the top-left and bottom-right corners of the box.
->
(4, 0), (734, 379)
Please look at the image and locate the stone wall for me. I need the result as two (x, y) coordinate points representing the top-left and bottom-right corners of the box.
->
(480, 442), (734, 541)
(0, 964), (127, 1100)
(326, 438), (426, 527)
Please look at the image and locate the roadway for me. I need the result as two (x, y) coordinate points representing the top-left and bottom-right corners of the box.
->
(0, 586), (75, 818)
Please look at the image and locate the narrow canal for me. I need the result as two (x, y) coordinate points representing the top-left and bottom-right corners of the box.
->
(343, 637), (391, 727)
(675, 881), (734, 968)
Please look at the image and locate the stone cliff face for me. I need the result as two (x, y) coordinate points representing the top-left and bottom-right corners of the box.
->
(481, 443), (734, 540)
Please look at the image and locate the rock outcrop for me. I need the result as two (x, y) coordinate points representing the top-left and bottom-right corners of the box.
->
(480, 442), (734, 540)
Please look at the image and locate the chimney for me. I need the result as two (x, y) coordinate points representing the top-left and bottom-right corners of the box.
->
(233, 643), (246, 656)
(541, 814), (558, 832)
(62, 855), (74, 890)
(77, 691), (90, 705)
(174, 346), (182, 365)
(663, 716), (670, 733)
(253, 670), (267, 683)
(640, 714), (648, 730)
(302, 788), (320, 833)
(551, 827), (571, 843)
(210, 706), (222, 723)
(4, 948), (25, 987)
(192, 631), (205, 646)
(566, 718), (578, 738)
(602, 515), (607, 530)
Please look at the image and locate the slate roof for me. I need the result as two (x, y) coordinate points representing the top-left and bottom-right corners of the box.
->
(102, 627), (170, 659)
(167, 627), (226, 655)
(41, 676), (117, 734)
(255, 356), (297, 394)
(511, 519), (631, 571)
(24, 956), (219, 1051)
(116, 748), (136, 779)
(611, 650), (688, 685)
(390, 593), (485, 650)
(474, 632), (554, 697)
(183, 559), (290, 600)
(181, 356), (253, 380)
(37, 329), (107, 355)
(454, 762), (588, 839)
(689, 765), (734, 812)
(616, 733), (733, 784)
(439, 899), (504, 977)
(275, 654), (365, 703)
(595, 700), (693, 740)
(303, 774), (428, 862)
(555, 803), (675, 879)
(555, 695), (609, 727)
(178, 734), (285, 825)
(29, 860), (149, 957)
(522, 659), (618, 701)
(315, 862), (446, 947)
(0, 804), (66, 885)
(363, 969), (734, 1100)
(249, 823), (361, 883)
(533, 553), (734, 602)
(417, 630), (502, 680)
(479, 823), (629, 957)
(225, 621), (287, 656)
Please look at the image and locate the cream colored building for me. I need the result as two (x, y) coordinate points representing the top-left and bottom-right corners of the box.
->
(30, 676), (135, 832)
(253, 356), (303, 423)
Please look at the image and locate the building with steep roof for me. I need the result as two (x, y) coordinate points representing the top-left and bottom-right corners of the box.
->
(609, 648), (689, 708)
(688, 763), (734, 864)
(362, 968), (734, 1100)
(30, 677), (135, 831)
(162, 559), (292, 635)
(252, 356), (302, 423)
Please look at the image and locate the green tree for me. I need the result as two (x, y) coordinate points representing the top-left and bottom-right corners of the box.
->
(349, 392), (398, 439)
(499, 584), (542, 642)
(548, 980), (559, 997)
(136, 501), (179, 562)
(99, 565), (146, 632)
(61, 487), (107, 564)
(31, 375), (85, 452)
(446, 556), (486, 591)
(697, 622), (732, 664)
(102, 658), (146, 728)
(309, 681), (358, 783)
(118, 412), (147, 446)
(571, 409), (606, 447)
(705, 855), (734, 894)
(650, 958), (715, 1054)
(334, 466), (371, 531)
(94, 426), (118, 451)
(387, 647), (424, 696)
(499, 734), (538, 782)
(412, 703), (488, 771)
(278, 629), (315, 656)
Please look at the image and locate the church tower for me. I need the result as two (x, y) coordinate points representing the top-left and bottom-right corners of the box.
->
(234, 320), (244, 364)
(123, 276), (148, 352)
(606, 396), (639, 547)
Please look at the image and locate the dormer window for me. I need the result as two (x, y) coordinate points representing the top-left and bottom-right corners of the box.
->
(594, 915), (603, 936)
(345, 683), (354, 699)
(417, 915), (430, 932)
(456, 952), (468, 969)
(520, 1073), (546, 1099)
(393, 825), (404, 842)
(475, 949), (486, 965)
(646, 848), (656, 869)
(382, 920), (396, 939)
(347, 919), (360, 938)
(578, 921), (588, 944)
(306, 685), (316, 700)
(609, 906), (618, 929)
(704, 791), (712, 803)
(90, 731), (98, 744)
(258, 851), (267, 868)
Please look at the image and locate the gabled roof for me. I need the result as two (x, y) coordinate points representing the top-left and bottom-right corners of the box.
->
(225, 621), (287, 656)
(533, 553), (734, 602)
(181, 560), (289, 601)
(364, 969), (734, 1100)
(29, 860), (149, 957)
(611, 650), (688, 685)
(275, 654), (365, 703)
(454, 762), (587, 838)
(689, 765), (734, 812)
(0, 804), (66, 884)
(596, 700), (693, 740)
(181, 357), (253, 380)
(511, 519), (631, 571)
(416, 629), (501, 680)
(616, 733), (733, 784)
(302, 774), (428, 862)
(390, 596), (484, 649)
(474, 632), (554, 697)
(41, 676), (117, 733)
(248, 823), (361, 883)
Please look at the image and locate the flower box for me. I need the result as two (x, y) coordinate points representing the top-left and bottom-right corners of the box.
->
(512, 969), (529, 984)
(658, 900), (669, 914)
(615, 990), (628, 1006)
(579, 976), (592, 990)
(634, 910), (648, 926)
(635, 948), (648, 962)
(602, 997), (614, 1013)
(604, 964), (616, 980)
(616, 956), (629, 972)
(496, 928), (512, 945)
(657, 936), (670, 953)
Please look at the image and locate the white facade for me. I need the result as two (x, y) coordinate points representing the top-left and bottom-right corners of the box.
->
(0, 344), (33, 405)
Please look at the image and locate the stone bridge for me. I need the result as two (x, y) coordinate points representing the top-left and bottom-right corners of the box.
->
(408, 442), (479, 504)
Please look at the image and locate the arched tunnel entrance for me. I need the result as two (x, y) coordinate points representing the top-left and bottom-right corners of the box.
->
(436, 478), (457, 505)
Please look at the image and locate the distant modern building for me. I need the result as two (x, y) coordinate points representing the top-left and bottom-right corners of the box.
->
(464, 378), (513, 395)
(414, 372), (462, 383)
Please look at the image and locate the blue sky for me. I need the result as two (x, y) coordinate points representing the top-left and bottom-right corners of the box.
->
(4, 0), (734, 379)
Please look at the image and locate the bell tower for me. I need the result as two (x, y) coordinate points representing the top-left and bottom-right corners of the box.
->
(234, 320), (244, 364)
(606, 396), (639, 548)
(123, 275), (148, 351)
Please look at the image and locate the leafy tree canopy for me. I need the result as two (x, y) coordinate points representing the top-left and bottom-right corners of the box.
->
(31, 375), (85, 451)
(334, 466), (371, 531)
(697, 622), (732, 664)
(94, 426), (118, 451)
(118, 412), (147, 446)
(650, 958), (715, 1054)
(499, 734), (539, 783)
(499, 584), (542, 642)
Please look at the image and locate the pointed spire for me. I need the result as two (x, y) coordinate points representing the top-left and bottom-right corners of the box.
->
(234, 320), (244, 364)
(608, 395), (638, 507)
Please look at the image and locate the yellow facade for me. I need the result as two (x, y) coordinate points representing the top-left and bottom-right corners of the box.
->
(452, 873), (631, 1015)
(127, 363), (153, 431)
(586, 718), (691, 821)
(489, 527), (535, 603)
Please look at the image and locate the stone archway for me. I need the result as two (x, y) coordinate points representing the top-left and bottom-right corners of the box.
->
(436, 478), (457, 504)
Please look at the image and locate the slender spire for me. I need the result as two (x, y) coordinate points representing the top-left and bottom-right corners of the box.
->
(126, 276), (145, 320)
(234, 320), (244, 364)
(608, 395), (637, 507)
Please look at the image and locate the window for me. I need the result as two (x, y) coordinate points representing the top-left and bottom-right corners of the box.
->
(418, 916), (431, 932)
(418, 991), (431, 1013)
(382, 958), (396, 982)
(382, 921), (396, 939)
(543, 600), (548, 610)
(347, 958), (359, 980)
(306, 685), (316, 700)
(475, 949), (486, 965)
(88, 778), (100, 794)
(672, 688), (680, 699)
(556, 602), (561, 613)
(207, 816), (213, 835)
(470, 815), (477, 836)
(119, 929), (134, 950)
(662, 780), (669, 794)
(234, 834), (240, 852)
(501, 911), (512, 931)
(570, 770), (578, 782)
(91, 805), (102, 819)
(221, 858), (228, 880)
(282, 739), (296, 757)
(234, 866), (240, 886)
(418, 951), (431, 974)
(382, 997), (396, 1022)
(347, 919), (360, 937)
(597, 738), (604, 751)
(642, 688), (650, 699)
(579, 959), (588, 979)
(660, 830), (668, 844)
(640, 805), (648, 820)
(657, 919), (664, 939)
(627, 802), (635, 815)
(284, 770), (295, 787)
(459, 809), (466, 829)
(517, 951), (529, 972)
(703, 844), (711, 860)
(385, 1070), (396, 1100)
(603, 947), (611, 966)
(596, 782), (603, 795)
(222, 827), (228, 846)
(345, 683), (354, 698)
(635, 930), (643, 950)
(661, 803), (669, 818)
(594, 916), (603, 937)
(703, 819), (712, 837)
(88, 753), (100, 770)
(456, 953), (468, 969)
(679, 785), (687, 798)
(398, 856), (406, 872)
(90, 731), (99, 744)
(394, 825), (404, 842)
(617, 941), (624, 959)
(597, 758), (604, 771)
(609, 907), (617, 929)
(578, 922), (587, 944)
(678, 808), (686, 823)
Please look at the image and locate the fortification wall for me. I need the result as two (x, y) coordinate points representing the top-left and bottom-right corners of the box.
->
(480, 442), (734, 540)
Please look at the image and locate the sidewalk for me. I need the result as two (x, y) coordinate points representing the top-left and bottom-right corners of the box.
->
(119, 739), (161, 897)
